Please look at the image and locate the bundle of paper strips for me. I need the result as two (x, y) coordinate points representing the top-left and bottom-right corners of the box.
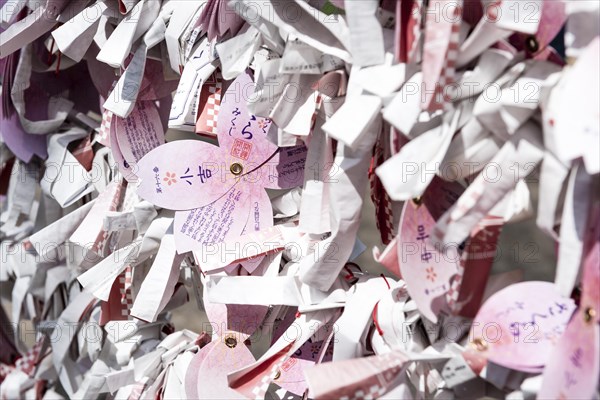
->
(0, 0), (598, 399)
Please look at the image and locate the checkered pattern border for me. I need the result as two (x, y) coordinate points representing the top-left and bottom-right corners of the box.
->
(369, 134), (395, 245)
(428, 1), (462, 112)
(250, 356), (287, 399)
(118, 265), (134, 318)
(97, 108), (113, 146)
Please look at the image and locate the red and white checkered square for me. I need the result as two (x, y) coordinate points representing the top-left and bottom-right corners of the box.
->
(196, 71), (223, 137)
(97, 109), (113, 147)
(93, 230), (109, 255)
(369, 135), (395, 245)
(14, 338), (44, 376)
(120, 266), (134, 317)
(250, 358), (285, 399)
(428, 2), (462, 112)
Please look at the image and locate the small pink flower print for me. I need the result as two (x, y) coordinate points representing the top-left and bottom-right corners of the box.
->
(426, 267), (437, 282)
(257, 118), (271, 132)
(163, 172), (177, 185)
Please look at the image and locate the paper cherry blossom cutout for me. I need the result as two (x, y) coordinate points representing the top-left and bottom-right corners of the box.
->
(466, 281), (575, 373)
(539, 208), (600, 399)
(268, 308), (334, 396)
(398, 178), (461, 323)
(137, 71), (307, 253)
(183, 293), (267, 399)
(137, 71), (307, 211)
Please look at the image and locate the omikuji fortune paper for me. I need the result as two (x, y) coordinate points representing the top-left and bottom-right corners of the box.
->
(0, 1), (598, 399)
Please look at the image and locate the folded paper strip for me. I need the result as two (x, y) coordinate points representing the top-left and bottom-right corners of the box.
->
(0, 1), (598, 399)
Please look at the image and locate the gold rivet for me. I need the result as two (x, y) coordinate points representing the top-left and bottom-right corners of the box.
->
(230, 163), (243, 176)
(471, 337), (488, 352)
(224, 335), (237, 348)
(413, 196), (422, 206)
(273, 370), (281, 380)
(584, 307), (596, 324)
(526, 36), (539, 53)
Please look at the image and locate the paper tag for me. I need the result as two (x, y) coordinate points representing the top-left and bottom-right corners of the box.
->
(280, 35), (325, 75)
(468, 281), (575, 372)
(228, 310), (335, 399)
(421, 0), (463, 111)
(397, 0), (423, 64)
(41, 128), (95, 207)
(136, 140), (236, 210)
(0, 0), (71, 58)
(218, 71), (279, 171)
(322, 94), (382, 149)
(377, 109), (461, 201)
(433, 126), (544, 246)
(538, 309), (599, 399)
(184, 341), (213, 399)
(457, 13), (512, 68)
(333, 277), (393, 361)
(262, 145), (308, 190)
(373, 237), (401, 278)
(218, 71), (307, 190)
(204, 290), (269, 339)
(305, 349), (410, 399)
(139, 73), (298, 230)
(96, 0), (159, 68)
(114, 101), (165, 183)
(169, 38), (217, 131)
(344, 0), (385, 66)
(69, 178), (124, 258)
(196, 336), (256, 399)
(398, 199), (458, 323)
(173, 187), (250, 253)
(268, 308), (334, 395)
(545, 37), (599, 174)
(164, 0), (203, 74)
(216, 26), (261, 80)
(195, 69), (223, 137)
(239, 188), (274, 273)
(130, 234), (185, 323)
(448, 217), (503, 318)
(51, 0), (108, 62)
(195, 223), (298, 273)
(0, 112), (48, 162)
(539, 206), (600, 398)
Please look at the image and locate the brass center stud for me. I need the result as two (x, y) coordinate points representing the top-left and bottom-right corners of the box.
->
(224, 335), (237, 348)
(526, 36), (539, 53)
(471, 337), (488, 352)
(230, 163), (243, 176)
(584, 307), (596, 324)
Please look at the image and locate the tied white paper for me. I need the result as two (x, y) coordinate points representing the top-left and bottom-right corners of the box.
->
(2, 2), (599, 400)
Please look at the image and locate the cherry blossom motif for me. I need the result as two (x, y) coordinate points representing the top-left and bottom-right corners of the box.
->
(136, 71), (308, 253)
(426, 266), (437, 282)
(257, 118), (269, 130)
(163, 172), (177, 185)
(267, 308), (334, 396)
(398, 181), (460, 323)
(470, 281), (575, 373)
(183, 296), (266, 399)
